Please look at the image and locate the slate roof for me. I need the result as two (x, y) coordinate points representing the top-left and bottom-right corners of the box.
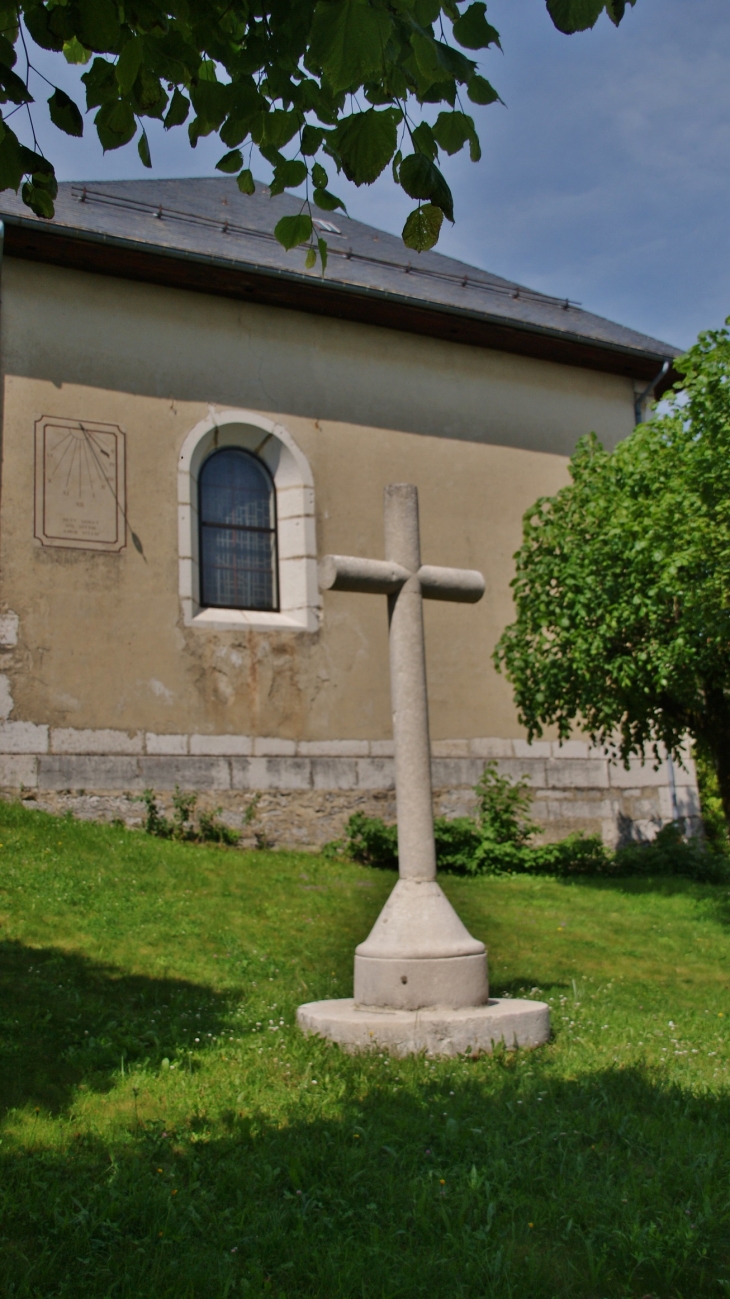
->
(0, 177), (680, 386)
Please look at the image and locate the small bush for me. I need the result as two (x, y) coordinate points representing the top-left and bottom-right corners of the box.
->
(138, 787), (260, 847)
(139, 789), (172, 839)
(433, 816), (481, 872)
(474, 761), (538, 846)
(343, 812), (398, 869)
(197, 808), (240, 846)
(614, 820), (730, 884)
(694, 746), (729, 851)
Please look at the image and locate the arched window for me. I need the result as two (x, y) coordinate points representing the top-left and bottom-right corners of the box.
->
(198, 448), (278, 611)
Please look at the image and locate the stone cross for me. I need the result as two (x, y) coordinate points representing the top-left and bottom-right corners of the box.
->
(299, 482), (550, 1054)
(318, 483), (489, 1011)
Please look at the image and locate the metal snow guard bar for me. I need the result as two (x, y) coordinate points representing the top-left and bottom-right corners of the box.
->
(71, 184), (582, 314)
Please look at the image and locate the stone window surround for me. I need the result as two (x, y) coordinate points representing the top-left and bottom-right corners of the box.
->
(178, 408), (319, 632)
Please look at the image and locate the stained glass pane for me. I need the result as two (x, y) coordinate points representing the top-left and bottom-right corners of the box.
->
(198, 449), (277, 611)
(200, 448), (274, 529)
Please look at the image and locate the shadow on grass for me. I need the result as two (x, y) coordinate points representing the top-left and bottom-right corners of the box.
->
(1, 1053), (729, 1298)
(0, 938), (234, 1118)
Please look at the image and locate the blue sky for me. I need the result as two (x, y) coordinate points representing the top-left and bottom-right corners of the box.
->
(16, 0), (730, 350)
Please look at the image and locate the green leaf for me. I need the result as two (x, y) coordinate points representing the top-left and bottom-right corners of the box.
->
(392, 147), (402, 182)
(402, 203), (443, 251)
(216, 148), (243, 174)
(75, 0), (122, 53)
(259, 108), (299, 150)
(546, 0), (605, 33)
(137, 128), (151, 168)
(452, 2), (501, 50)
(0, 127), (24, 191)
(20, 147), (55, 188)
(301, 124), (325, 155)
(21, 180), (54, 218)
(270, 158), (308, 195)
(432, 110), (473, 156)
(219, 118), (247, 148)
(0, 34), (14, 68)
(82, 59), (117, 110)
(414, 0), (441, 22)
(313, 187), (346, 212)
(132, 70), (167, 118)
(305, 246), (317, 270)
(259, 143), (284, 168)
(94, 100), (136, 152)
(0, 64), (32, 106)
(312, 160), (328, 188)
(433, 40), (476, 81)
(412, 121), (437, 161)
(63, 37), (92, 65)
(24, 5), (69, 53)
(274, 213), (313, 251)
(606, 0), (636, 23)
(164, 88), (189, 130)
(410, 31), (453, 86)
(308, 0), (393, 93)
(115, 38), (143, 95)
(237, 168), (255, 195)
(47, 87), (84, 137)
(190, 78), (229, 131)
(331, 107), (400, 186)
(318, 235), (328, 273)
(467, 74), (499, 105)
(399, 153), (453, 221)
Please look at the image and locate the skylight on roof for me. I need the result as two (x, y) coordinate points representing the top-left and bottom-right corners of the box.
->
(313, 218), (342, 235)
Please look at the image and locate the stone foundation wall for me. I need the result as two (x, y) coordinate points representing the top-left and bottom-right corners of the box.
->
(0, 725), (701, 848)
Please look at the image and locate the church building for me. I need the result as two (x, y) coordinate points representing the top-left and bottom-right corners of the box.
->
(0, 177), (698, 844)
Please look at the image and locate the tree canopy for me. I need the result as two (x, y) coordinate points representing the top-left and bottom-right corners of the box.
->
(0, 0), (635, 268)
(494, 324), (730, 822)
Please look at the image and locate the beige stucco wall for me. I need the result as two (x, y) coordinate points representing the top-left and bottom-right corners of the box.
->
(0, 256), (637, 743)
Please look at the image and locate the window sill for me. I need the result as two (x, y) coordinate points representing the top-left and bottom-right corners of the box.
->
(187, 606), (319, 633)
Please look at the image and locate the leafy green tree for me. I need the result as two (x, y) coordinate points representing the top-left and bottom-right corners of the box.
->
(0, 0), (635, 265)
(494, 324), (730, 825)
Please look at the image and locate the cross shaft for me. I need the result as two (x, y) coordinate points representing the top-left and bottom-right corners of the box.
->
(319, 483), (484, 882)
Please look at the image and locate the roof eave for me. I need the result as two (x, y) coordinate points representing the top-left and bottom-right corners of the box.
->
(1, 212), (680, 388)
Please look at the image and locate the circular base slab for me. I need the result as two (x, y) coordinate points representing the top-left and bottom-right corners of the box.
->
(297, 997), (550, 1058)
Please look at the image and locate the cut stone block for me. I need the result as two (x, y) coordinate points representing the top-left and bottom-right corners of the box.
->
(51, 727), (143, 754)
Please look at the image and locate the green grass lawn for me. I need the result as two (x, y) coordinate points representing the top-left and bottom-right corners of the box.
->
(1, 801), (730, 1298)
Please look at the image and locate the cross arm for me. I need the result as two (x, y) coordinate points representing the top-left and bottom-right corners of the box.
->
(319, 554), (485, 603)
(319, 554), (409, 595)
(418, 565), (485, 603)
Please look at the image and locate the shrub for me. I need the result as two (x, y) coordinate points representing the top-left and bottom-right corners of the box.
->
(138, 788), (260, 847)
(614, 820), (730, 884)
(694, 746), (729, 851)
(474, 761), (538, 846)
(337, 764), (730, 882)
(343, 812), (398, 869)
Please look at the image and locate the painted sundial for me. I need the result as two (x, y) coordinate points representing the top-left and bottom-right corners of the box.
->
(34, 417), (127, 552)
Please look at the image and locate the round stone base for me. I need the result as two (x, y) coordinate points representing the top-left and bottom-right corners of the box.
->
(297, 997), (550, 1058)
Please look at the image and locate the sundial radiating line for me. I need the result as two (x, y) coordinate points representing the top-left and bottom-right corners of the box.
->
(44, 431), (79, 487)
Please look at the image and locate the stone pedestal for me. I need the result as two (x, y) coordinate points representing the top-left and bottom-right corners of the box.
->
(297, 996), (550, 1058)
(353, 878), (488, 1009)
